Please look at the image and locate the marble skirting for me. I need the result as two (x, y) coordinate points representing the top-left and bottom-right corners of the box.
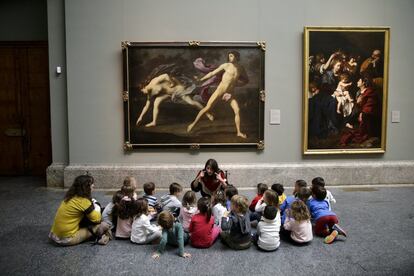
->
(47, 161), (414, 189)
(46, 163), (67, 187)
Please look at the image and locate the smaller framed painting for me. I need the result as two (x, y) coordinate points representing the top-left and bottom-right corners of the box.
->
(303, 27), (390, 154)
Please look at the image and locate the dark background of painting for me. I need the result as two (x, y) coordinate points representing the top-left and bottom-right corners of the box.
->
(126, 46), (264, 145)
(309, 31), (385, 59)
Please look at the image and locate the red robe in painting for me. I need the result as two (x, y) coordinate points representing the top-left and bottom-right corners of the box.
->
(340, 87), (381, 145)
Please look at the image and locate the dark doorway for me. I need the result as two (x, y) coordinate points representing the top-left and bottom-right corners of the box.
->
(0, 41), (51, 176)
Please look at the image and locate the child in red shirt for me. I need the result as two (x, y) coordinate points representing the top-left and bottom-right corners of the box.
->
(189, 197), (221, 248)
(249, 183), (268, 212)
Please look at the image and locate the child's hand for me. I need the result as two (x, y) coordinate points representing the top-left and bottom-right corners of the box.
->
(181, 252), (191, 258)
(223, 211), (229, 217)
(152, 253), (160, 260)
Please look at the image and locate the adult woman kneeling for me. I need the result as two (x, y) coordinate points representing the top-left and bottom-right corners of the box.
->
(49, 175), (108, 246)
(191, 159), (227, 197)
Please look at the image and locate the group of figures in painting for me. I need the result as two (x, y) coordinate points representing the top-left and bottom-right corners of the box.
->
(307, 48), (384, 149)
(135, 51), (250, 139)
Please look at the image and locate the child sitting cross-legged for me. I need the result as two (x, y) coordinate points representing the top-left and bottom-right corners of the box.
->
(251, 189), (279, 224)
(130, 198), (162, 245)
(102, 190), (124, 232)
(152, 211), (191, 259)
(249, 183), (268, 212)
(178, 191), (198, 232)
(189, 197), (221, 248)
(113, 176), (139, 238)
(253, 205), (281, 251)
(221, 195), (252, 250)
(211, 190), (227, 227)
(161, 182), (183, 217)
(224, 185), (238, 210)
(283, 200), (313, 244)
(271, 183), (287, 205)
(114, 196), (137, 239)
(280, 179), (307, 225)
(142, 182), (162, 215)
(308, 186), (347, 244)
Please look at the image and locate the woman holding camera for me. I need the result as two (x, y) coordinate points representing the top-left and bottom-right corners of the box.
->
(191, 159), (227, 197)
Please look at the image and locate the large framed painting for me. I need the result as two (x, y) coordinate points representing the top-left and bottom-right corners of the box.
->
(122, 41), (265, 150)
(303, 27), (390, 154)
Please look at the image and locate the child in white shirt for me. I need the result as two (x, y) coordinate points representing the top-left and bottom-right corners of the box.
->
(131, 198), (162, 244)
(211, 190), (227, 226)
(255, 205), (281, 251)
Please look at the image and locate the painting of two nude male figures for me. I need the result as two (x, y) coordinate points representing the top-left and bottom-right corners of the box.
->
(123, 42), (264, 147)
(304, 27), (389, 154)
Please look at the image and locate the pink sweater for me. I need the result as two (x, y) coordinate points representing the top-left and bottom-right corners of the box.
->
(115, 217), (133, 238)
(283, 217), (313, 243)
(179, 206), (198, 231)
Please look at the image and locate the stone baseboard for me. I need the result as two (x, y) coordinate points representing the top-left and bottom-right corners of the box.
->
(46, 163), (67, 188)
(59, 161), (414, 189)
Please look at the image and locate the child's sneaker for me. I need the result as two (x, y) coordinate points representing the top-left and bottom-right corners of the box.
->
(324, 230), (338, 244)
(333, 224), (347, 237)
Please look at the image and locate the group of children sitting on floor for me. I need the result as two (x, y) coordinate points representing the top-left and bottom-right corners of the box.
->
(49, 175), (347, 259)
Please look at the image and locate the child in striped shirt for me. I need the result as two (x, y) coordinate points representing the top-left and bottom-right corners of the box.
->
(143, 182), (161, 215)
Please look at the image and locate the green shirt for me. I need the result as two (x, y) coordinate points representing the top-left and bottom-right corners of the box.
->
(157, 222), (185, 256)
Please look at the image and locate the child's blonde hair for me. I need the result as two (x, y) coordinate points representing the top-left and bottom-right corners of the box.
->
(290, 200), (310, 222)
(121, 176), (137, 198)
(231, 195), (249, 214)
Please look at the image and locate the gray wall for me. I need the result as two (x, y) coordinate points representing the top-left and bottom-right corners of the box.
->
(59, 0), (414, 165)
(0, 0), (47, 41)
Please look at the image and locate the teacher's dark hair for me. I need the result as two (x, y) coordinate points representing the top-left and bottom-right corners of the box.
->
(204, 159), (219, 173)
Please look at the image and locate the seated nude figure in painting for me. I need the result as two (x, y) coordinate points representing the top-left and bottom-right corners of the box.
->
(187, 51), (249, 138)
(136, 64), (214, 127)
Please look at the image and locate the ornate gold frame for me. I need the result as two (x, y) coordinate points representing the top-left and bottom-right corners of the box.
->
(122, 41), (265, 150)
(303, 27), (390, 155)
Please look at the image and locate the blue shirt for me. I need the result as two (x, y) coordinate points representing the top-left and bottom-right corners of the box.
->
(226, 200), (231, 211)
(280, 195), (297, 225)
(307, 198), (335, 222)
